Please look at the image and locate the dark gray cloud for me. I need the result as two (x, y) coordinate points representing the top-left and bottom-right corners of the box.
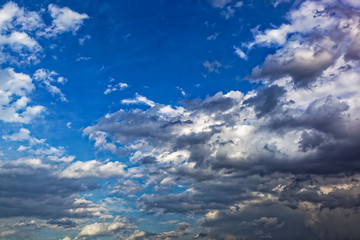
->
(244, 85), (286, 117)
(0, 165), (97, 219)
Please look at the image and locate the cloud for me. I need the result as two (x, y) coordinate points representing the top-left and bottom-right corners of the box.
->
(0, 68), (45, 123)
(84, 2), (360, 234)
(0, 31), (41, 52)
(76, 217), (135, 238)
(206, 32), (219, 41)
(104, 82), (128, 95)
(249, 40), (338, 87)
(79, 34), (91, 45)
(45, 4), (89, 37)
(33, 68), (68, 102)
(209, 0), (233, 8)
(0, 163), (97, 219)
(121, 93), (155, 107)
(2, 128), (45, 145)
(123, 222), (191, 240)
(208, 0), (243, 19)
(59, 160), (126, 179)
(234, 46), (247, 60)
(0, 2), (44, 64)
(247, 0), (360, 88)
(203, 60), (221, 73)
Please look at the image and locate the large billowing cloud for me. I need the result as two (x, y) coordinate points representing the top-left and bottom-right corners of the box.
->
(83, 1), (360, 239)
(2, 0), (360, 239)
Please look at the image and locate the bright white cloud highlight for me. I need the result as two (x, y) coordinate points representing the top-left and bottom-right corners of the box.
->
(59, 160), (126, 178)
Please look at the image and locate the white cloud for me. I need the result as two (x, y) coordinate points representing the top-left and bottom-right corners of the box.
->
(234, 46), (247, 60)
(2, 128), (45, 146)
(46, 4), (89, 36)
(77, 217), (135, 237)
(121, 93), (155, 107)
(0, 31), (40, 52)
(340, 0), (360, 8)
(0, 2), (19, 30)
(3, 128), (31, 141)
(69, 198), (113, 219)
(33, 68), (67, 102)
(11, 158), (51, 169)
(247, 1), (338, 48)
(104, 82), (128, 95)
(0, 2), (43, 32)
(0, 2), (44, 65)
(0, 68), (45, 123)
(59, 160), (126, 179)
(75, 56), (91, 62)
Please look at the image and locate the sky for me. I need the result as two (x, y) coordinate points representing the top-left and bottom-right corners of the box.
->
(1, 0), (360, 239)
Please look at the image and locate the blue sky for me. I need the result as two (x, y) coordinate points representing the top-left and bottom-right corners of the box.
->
(1, 0), (360, 239)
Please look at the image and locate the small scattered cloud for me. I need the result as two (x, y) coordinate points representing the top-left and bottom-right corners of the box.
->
(121, 93), (155, 107)
(203, 60), (222, 73)
(104, 80), (128, 95)
(76, 56), (91, 62)
(206, 32), (219, 41)
(208, 0), (243, 19)
(234, 46), (247, 60)
(33, 68), (68, 101)
(79, 34), (91, 45)
(176, 86), (186, 97)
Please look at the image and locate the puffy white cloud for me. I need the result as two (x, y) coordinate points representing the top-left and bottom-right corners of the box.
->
(0, 31), (40, 52)
(45, 4), (89, 36)
(59, 160), (126, 179)
(2, 128), (45, 145)
(77, 217), (135, 237)
(0, 68), (44, 123)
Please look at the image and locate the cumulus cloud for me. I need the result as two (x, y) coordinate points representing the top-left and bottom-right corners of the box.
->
(0, 164), (97, 219)
(45, 4), (89, 37)
(0, 68), (45, 123)
(83, 2), (360, 238)
(59, 160), (126, 179)
(247, 0), (360, 88)
(0, 2), (44, 64)
(76, 217), (135, 238)
(2, 128), (45, 145)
